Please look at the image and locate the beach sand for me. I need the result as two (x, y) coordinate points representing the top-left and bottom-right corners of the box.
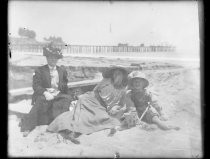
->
(8, 54), (202, 157)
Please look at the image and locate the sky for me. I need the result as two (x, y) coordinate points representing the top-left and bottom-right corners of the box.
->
(8, 1), (200, 58)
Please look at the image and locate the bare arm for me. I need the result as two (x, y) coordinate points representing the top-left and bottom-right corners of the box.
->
(147, 92), (162, 114)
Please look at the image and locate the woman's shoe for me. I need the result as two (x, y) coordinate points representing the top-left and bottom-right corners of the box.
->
(59, 130), (81, 144)
(22, 130), (30, 137)
(72, 132), (82, 138)
(67, 134), (80, 144)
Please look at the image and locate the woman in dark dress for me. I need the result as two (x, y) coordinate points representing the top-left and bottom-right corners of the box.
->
(47, 66), (130, 144)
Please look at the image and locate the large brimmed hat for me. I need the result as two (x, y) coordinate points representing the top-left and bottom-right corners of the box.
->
(128, 71), (149, 88)
(43, 42), (63, 59)
(102, 65), (129, 78)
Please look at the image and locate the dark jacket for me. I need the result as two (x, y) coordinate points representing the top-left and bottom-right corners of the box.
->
(32, 65), (68, 105)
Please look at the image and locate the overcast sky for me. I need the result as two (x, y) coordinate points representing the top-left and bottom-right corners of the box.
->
(8, 1), (200, 57)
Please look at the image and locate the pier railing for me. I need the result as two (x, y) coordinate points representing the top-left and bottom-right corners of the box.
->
(9, 44), (176, 54)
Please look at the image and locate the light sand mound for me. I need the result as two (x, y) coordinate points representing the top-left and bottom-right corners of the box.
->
(8, 67), (202, 158)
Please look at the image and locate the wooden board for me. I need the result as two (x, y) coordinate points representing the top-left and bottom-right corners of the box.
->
(9, 78), (101, 97)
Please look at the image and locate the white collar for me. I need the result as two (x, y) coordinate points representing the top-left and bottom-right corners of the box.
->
(48, 65), (57, 70)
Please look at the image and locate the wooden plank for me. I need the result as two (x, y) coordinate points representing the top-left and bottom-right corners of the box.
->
(9, 78), (101, 96)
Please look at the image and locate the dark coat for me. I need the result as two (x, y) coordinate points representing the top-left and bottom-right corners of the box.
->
(32, 64), (68, 105)
(20, 65), (71, 132)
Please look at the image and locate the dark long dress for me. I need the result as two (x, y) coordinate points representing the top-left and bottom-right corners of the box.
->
(47, 78), (127, 134)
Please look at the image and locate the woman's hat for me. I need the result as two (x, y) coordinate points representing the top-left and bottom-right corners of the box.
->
(102, 65), (130, 78)
(43, 42), (63, 59)
(128, 71), (149, 88)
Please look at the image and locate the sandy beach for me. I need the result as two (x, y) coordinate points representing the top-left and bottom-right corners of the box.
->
(8, 53), (202, 157)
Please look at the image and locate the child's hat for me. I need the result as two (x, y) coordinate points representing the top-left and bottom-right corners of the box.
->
(128, 71), (149, 88)
(43, 42), (63, 59)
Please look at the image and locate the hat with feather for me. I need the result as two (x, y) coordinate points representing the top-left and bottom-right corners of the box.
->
(43, 42), (63, 59)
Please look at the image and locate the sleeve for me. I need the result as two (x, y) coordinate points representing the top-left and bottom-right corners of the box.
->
(60, 68), (68, 94)
(93, 78), (109, 108)
(32, 68), (47, 96)
(118, 91), (127, 107)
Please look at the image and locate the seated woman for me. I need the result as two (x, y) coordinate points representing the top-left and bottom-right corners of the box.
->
(20, 43), (72, 136)
(127, 71), (180, 131)
(47, 66), (131, 144)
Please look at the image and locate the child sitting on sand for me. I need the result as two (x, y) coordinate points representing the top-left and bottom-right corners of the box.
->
(127, 71), (180, 131)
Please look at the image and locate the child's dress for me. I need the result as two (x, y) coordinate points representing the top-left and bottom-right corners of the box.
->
(129, 89), (162, 124)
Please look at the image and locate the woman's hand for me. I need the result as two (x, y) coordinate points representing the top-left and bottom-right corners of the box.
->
(43, 91), (54, 101)
(121, 104), (127, 111)
(46, 88), (60, 97)
(109, 105), (123, 115)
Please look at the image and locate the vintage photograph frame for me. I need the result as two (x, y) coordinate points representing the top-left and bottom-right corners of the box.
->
(8, 1), (203, 158)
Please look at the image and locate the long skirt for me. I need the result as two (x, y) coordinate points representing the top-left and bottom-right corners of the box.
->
(20, 95), (71, 132)
(47, 92), (121, 134)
